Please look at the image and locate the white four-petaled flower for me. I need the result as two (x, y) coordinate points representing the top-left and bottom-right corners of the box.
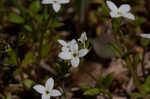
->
(33, 77), (61, 99)
(42, 0), (70, 12)
(140, 34), (150, 39)
(58, 39), (76, 52)
(106, 1), (135, 20)
(58, 40), (88, 67)
(78, 32), (87, 48)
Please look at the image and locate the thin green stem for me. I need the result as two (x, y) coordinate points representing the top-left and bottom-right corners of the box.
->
(112, 18), (142, 92)
(141, 47), (146, 77)
(38, 6), (54, 60)
(15, 50), (25, 90)
(125, 57), (141, 92)
(106, 90), (112, 99)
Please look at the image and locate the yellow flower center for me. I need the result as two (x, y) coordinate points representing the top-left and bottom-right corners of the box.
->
(73, 53), (78, 57)
(45, 90), (50, 94)
(117, 10), (123, 15)
(53, 0), (58, 3)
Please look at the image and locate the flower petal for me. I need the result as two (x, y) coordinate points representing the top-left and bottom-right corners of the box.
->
(78, 32), (87, 44)
(58, 52), (72, 60)
(69, 39), (77, 45)
(45, 78), (54, 90)
(52, 3), (61, 12)
(51, 89), (62, 96)
(62, 47), (69, 52)
(33, 85), (45, 94)
(106, 1), (118, 12)
(71, 58), (80, 67)
(59, 0), (70, 3)
(123, 13), (135, 20)
(42, 0), (53, 4)
(78, 49), (88, 58)
(110, 11), (120, 18)
(140, 34), (150, 38)
(70, 40), (78, 53)
(58, 40), (67, 46)
(42, 94), (50, 99)
(119, 4), (131, 13)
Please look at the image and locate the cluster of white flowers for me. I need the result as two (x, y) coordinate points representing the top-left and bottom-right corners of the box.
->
(42, 0), (70, 12)
(58, 32), (89, 67)
(33, 77), (61, 99)
(106, 1), (135, 20)
(33, 1), (150, 99)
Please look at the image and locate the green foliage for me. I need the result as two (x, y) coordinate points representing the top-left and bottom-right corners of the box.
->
(103, 72), (114, 88)
(6, 93), (11, 99)
(0, 94), (5, 99)
(24, 25), (33, 32)
(22, 51), (36, 65)
(101, 2), (109, 22)
(0, 93), (11, 99)
(23, 79), (35, 89)
(8, 13), (24, 24)
(131, 75), (150, 98)
(51, 21), (64, 28)
(109, 43), (122, 57)
(41, 43), (51, 57)
(13, 69), (22, 78)
(83, 73), (113, 97)
(29, 0), (41, 13)
(5, 52), (17, 65)
(81, 84), (93, 90)
(84, 88), (102, 95)
(97, 72), (114, 89)
(145, 75), (150, 86)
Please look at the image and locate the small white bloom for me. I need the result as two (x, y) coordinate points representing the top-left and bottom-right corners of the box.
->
(42, 0), (70, 12)
(59, 40), (88, 67)
(140, 34), (150, 39)
(58, 39), (76, 52)
(33, 77), (61, 99)
(106, 1), (135, 20)
(78, 32), (87, 47)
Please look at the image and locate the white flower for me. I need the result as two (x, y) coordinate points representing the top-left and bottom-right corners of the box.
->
(106, 1), (135, 20)
(140, 34), (150, 38)
(58, 39), (76, 52)
(78, 32), (87, 47)
(33, 78), (61, 99)
(59, 40), (88, 67)
(42, 0), (70, 12)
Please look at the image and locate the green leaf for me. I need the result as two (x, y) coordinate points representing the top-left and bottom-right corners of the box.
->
(41, 43), (51, 57)
(13, 69), (22, 78)
(5, 52), (17, 65)
(23, 79), (35, 89)
(145, 75), (150, 87)
(108, 43), (122, 57)
(131, 92), (144, 98)
(141, 84), (150, 93)
(24, 25), (32, 32)
(6, 93), (11, 99)
(8, 13), (24, 24)
(97, 75), (104, 88)
(0, 94), (5, 99)
(35, 14), (43, 23)
(101, 2), (109, 22)
(51, 21), (64, 28)
(22, 51), (36, 65)
(80, 84), (92, 90)
(84, 88), (102, 95)
(103, 72), (114, 88)
(29, 0), (41, 13)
